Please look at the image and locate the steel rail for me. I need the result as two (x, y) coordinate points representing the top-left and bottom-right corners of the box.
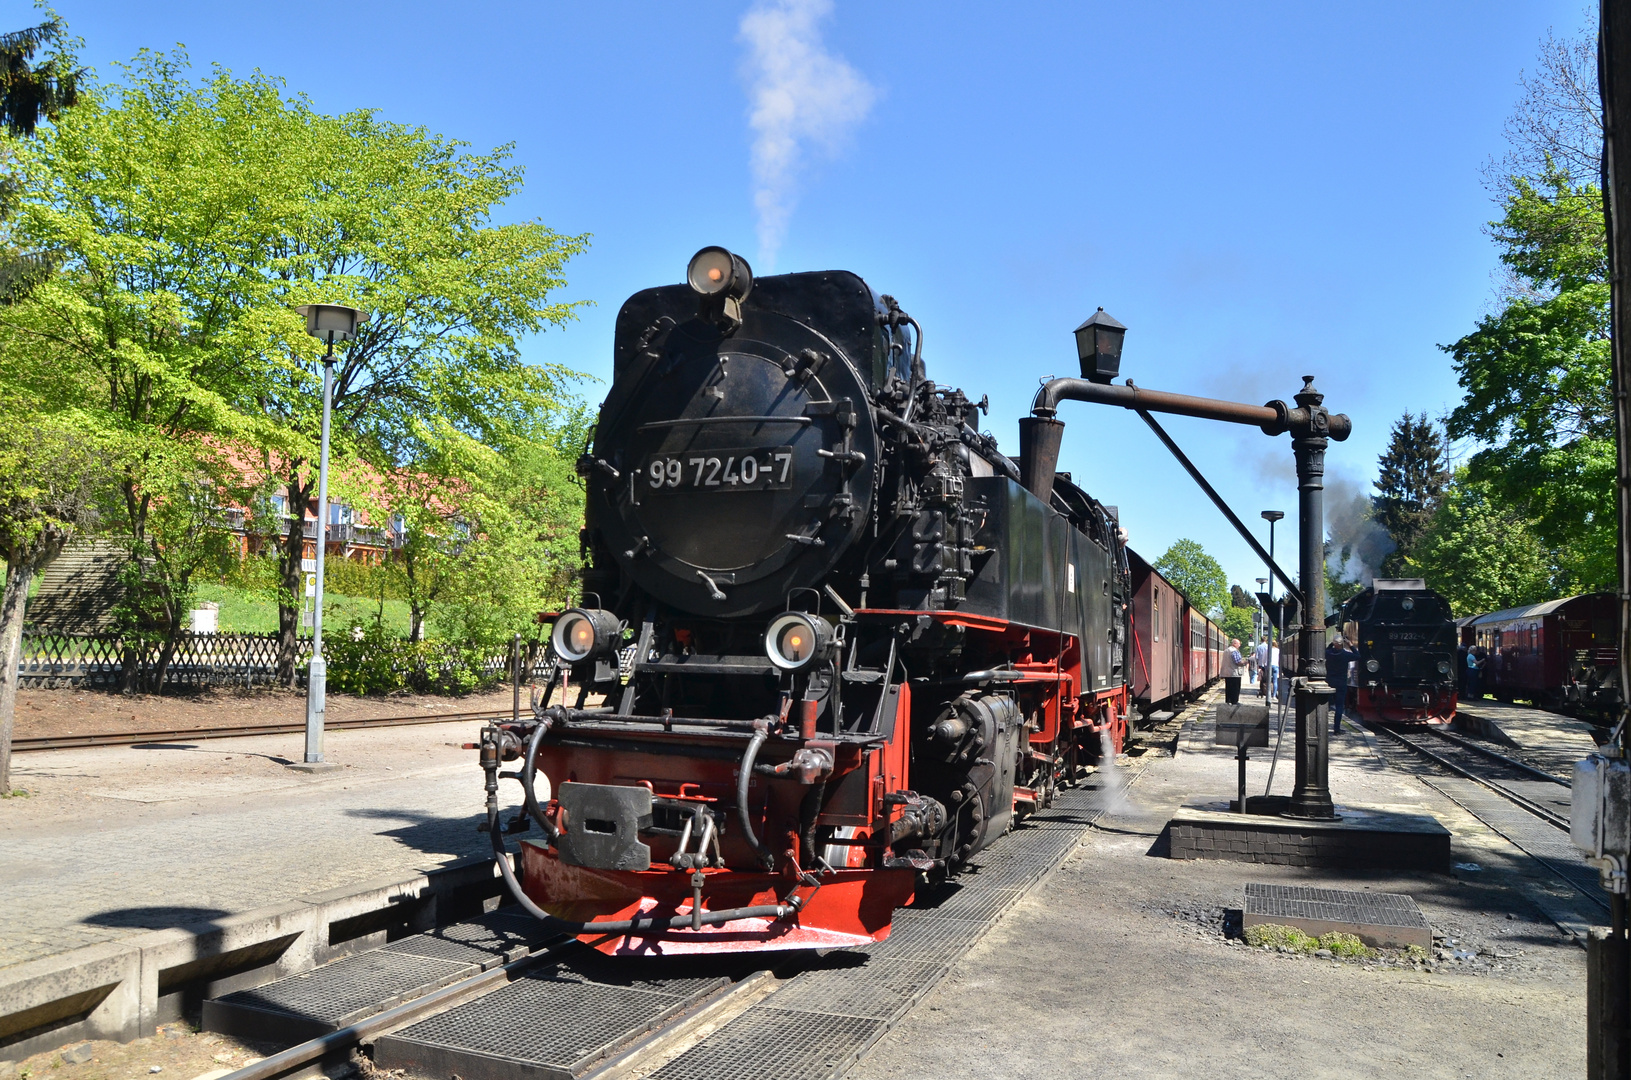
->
(1370, 724), (1569, 831)
(13, 708), (515, 753)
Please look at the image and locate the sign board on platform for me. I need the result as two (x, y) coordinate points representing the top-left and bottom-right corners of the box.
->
(305, 574), (317, 598)
(301, 558), (316, 573)
(1214, 703), (1271, 748)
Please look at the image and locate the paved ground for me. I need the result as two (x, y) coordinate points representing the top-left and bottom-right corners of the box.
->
(850, 704), (1595, 1080)
(0, 720), (496, 969)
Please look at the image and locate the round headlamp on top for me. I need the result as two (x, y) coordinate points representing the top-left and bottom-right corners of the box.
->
(765, 612), (835, 672)
(687, 246), (754, 301)
(550, 607), (622, 664)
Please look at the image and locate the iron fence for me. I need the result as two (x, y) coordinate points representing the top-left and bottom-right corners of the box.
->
(18, 631), (558, 691)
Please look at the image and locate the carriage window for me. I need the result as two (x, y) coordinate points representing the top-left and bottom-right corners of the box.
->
(1153, 594), (1159, 642)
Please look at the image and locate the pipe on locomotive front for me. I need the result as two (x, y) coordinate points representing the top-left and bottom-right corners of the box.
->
(481, 725), (794, 936)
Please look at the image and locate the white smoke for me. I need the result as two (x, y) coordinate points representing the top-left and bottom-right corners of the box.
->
(1324, 475), (1395, 591)
(739, 0), (876, 270)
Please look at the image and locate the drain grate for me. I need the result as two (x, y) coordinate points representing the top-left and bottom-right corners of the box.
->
(204, 950), (474, 1041)
(649, 1006), (886, 1080)
(766, 957), (943, 1021)
(385, 912), (550, 969)
(1243, 883), (1433, 948)
(376, 965), (719, 1080)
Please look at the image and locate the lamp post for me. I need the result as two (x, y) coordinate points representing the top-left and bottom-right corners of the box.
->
(294, 303), (366, 766)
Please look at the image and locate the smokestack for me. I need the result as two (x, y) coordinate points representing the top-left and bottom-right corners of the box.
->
(1018, 415), (1065, 505)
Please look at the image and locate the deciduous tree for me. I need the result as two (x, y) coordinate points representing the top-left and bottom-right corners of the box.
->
(1407, 471), (1554, 616)
(1153, 539), (1228, 619)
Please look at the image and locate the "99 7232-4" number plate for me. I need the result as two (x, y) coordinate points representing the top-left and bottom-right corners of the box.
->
(643, 447), (794, 493)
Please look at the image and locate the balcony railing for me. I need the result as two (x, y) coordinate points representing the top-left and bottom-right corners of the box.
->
(351, 526), (389, 549)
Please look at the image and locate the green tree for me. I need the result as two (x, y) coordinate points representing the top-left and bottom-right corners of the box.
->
(1220, 605), (1257, 645)
(1407, 471), (1554, 616)
(1153, 538), (1228, 618)
(2, 52), (589, 684)
(1373, 413), (1448, 576)
(0, 16), (79, 137)
(0, 416), (106, 792)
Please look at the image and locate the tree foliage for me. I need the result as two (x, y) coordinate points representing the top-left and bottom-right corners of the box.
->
(1373, 412), (1448, 577)
(0, 51), (590, 684)
(0, 16), (79, 138)
(1153, 538), (1228, 619)
(1407, 470), (1554, 617)
(1444, 167), (1612, 592)
(1220, 605), (1257, 645)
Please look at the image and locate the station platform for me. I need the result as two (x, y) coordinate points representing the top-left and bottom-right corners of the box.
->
(1454, 698), (1604, 778)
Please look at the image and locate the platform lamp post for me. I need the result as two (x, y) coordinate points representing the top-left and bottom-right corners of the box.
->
(294, 303), (367, 767)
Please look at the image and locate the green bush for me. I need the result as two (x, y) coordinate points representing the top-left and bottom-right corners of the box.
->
(1242, 923), (1375, 959)
(324, 619), (500, 696)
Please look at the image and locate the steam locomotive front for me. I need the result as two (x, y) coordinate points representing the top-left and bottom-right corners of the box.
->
(1349, 580), (1458, 722)
(582, 249), (892, 618)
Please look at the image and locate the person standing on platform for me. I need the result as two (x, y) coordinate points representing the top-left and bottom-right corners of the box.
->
(1325, 635), (1358, 732)
(1222, 638), (1245, 704)
(1465, 645), (1482, 700)
(1253, 638), (1270, 698)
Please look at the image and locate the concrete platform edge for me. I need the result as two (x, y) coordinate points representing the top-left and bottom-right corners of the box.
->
(0, 854), (510, 1066)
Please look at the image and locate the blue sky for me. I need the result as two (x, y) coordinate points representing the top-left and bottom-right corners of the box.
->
(32, 0), (1594, 601)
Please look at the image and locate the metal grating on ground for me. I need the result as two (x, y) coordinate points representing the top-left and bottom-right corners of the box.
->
(214, 949), (473, 1024)
(648, 1006), (886, 1080)
(1426, 777), (1608, 906)
(1244, 883), (1431, 931)
(765, 957), (944, 1021)
(376, 966), (719, 1080)
(860, 912), (988, 964)
(908, 882), (1022, 923)
(384, 912), (550, 969)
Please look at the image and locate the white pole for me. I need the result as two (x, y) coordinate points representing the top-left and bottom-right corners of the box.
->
(304, 336), (335, 763)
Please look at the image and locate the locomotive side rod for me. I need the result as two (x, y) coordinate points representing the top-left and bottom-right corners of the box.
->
(1022, 372), (1350, 821)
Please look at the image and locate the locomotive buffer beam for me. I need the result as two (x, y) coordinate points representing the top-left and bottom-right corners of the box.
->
(1024, 373), (1351, 821)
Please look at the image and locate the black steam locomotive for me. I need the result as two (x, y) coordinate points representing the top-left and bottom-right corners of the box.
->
(481, 248), (1132, 955)
(1332, 578), (1458, 723)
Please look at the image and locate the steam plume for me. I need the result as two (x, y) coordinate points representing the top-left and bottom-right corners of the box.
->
(739, 0), (875, 270)
(1324, 475), (1395, 593)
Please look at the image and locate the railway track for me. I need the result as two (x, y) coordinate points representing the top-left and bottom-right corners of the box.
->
(1367, 722), (1607, 913)
(12, 708), (516, 752)
(1372, 724), (1572, 829)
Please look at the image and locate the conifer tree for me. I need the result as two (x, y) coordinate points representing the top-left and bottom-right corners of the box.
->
(1373, 413), (1448, 577)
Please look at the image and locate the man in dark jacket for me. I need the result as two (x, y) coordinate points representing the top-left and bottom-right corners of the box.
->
(1325, 635), (1358, 732)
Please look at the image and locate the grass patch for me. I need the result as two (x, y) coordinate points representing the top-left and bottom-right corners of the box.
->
(1243, 923), (1375, 958)
(192, 583), (413, 636)
(2, 788), (31, 798)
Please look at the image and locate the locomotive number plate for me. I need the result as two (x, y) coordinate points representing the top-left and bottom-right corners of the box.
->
(640, 446), (795, 496)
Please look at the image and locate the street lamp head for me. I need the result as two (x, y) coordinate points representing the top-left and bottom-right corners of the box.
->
(295, 304), (368, 343)
(1256, 577), (1268, 586)
(1261, 510), (1285, 523)
(1073, 307), (1126, 385)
